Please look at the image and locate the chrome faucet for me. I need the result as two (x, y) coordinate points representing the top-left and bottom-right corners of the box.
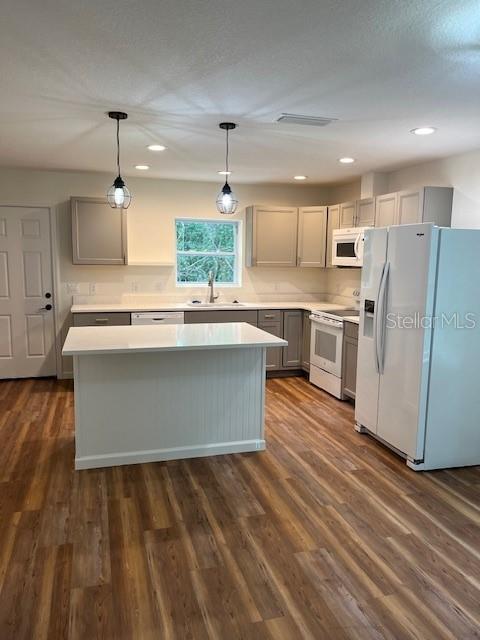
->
(207, 270), (219, 304)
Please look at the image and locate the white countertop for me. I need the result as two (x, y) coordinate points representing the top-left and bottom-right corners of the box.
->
(62, 322), (288, 356)
(343, 316), (360, 324)
(71, 300), (352, 314)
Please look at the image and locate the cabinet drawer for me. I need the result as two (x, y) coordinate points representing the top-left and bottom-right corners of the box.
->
(73, 312), (131, 327)
(258, 309), (282, 323)
(184, 310), (258, 326)
(344, 321), (359, 339)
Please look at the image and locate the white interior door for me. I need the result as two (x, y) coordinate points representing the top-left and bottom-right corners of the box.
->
(376, 224), (437, 459)
(0, 207), (56, 379)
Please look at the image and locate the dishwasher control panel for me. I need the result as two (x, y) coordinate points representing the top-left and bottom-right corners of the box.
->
(131, 312), (185, 325)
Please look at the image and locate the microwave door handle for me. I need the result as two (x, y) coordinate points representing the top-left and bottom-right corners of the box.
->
(376, 262), (390, 374)
(354, 233), (361, 259)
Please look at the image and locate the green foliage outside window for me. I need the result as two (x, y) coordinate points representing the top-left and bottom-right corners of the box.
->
(176, 219), (239, 284)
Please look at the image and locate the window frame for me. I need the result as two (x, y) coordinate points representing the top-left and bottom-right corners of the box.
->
(175, 217), (242, 287)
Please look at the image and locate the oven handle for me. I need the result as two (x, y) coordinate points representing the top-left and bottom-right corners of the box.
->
(309, 315), (343, 329)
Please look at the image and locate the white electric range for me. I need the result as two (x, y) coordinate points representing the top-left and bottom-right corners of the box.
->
(309, 309), (359, 399)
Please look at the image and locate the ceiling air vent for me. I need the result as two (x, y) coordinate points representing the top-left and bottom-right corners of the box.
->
(276, 113), (337, 127)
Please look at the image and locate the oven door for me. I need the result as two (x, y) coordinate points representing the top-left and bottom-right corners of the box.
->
(310, 317), (343, 377)
(332, 229), (364, 267)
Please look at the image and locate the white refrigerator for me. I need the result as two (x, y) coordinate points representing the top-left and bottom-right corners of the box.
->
(355, 223), (480, 471)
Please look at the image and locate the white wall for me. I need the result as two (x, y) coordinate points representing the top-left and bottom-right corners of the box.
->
(328, 180), (361, 204)
(385, 149), (480, 229)
(0, 167), (335, 376)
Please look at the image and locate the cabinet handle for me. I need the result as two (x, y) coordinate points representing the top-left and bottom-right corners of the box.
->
(95, 318), (109, 324)
(264, 314), (276, 319)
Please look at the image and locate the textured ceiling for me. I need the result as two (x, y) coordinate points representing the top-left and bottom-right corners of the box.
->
(1, 0), (480, 183)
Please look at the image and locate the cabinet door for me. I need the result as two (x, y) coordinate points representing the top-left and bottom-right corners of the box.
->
(326, 205), (340, 268)
(342, 336), (358, 400)
(246, 206), (298, 267)
(301, 311), (311, 371)
(297, 207), (327, 267)
(282, 310), (303, 368)
(396, 189), (424, 225)
(375, 193), (397, 228)
(258, 321), (283, 371)
(356, 198), (375, 227)
(71, 197), (127, 264)
(339, 201), (356, 228)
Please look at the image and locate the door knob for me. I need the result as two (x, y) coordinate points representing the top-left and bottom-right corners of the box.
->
(45, 292), (52, 299)
(41, 304), (53, 311)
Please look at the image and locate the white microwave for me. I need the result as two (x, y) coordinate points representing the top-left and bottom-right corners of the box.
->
(332, 227), (369, 267)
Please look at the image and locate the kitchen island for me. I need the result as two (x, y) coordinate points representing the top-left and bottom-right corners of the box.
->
(63, 322), (287, 469)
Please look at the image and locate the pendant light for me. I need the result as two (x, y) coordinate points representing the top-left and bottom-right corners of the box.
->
(216, 122), (238, 215)
(107, 111), (132, 209)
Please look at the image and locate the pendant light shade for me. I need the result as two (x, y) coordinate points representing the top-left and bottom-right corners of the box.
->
(107, 111), (131, 209)
(216, 122), (238, 215)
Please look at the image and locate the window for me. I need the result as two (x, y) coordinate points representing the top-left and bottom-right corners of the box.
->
(175, 219), (241, 286)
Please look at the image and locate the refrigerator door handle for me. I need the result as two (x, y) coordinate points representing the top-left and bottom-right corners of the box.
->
(373, 264), (385, 373)
(377, 262), (390, 374)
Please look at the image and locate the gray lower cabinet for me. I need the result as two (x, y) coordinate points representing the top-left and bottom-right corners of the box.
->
(282, 310), (303, 368)
(301, 311), (311, 371)
(258, 320), (283, 371)
(73, 312), (131, 327)
(184, 310), (258, 326)
(342, 321), (358, 400)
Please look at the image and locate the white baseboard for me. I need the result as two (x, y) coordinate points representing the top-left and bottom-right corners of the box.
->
(75, 439), (266, 470)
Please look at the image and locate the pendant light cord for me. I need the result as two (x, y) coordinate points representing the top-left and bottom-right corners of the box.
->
(225, 128), (229, 176)
(116, 118), (121, 177)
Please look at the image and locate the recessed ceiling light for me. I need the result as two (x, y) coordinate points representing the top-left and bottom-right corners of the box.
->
(147, 144), (167, 151)
(294, 175), (307, 180)
(135, 164), (150, 170)
(218, 170), (232, 176)
(339, 157), (355, 164)
(411, 127), (436, 136)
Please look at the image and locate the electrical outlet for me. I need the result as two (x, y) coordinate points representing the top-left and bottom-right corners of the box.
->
(66, 283), (79, 294)
(353, 288), (360, 297)
(131, 281), (139, 292)
(89, 283), (96, 295)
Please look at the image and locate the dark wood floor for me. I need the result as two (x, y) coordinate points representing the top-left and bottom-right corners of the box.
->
(1, 377), (480, 639)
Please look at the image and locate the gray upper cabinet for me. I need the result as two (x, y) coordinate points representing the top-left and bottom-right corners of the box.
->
(339, 201), (356, 228)
(297, 206), (327, 267)
(356, 197), (375, 226)
(282, 310), (303, 368)
(71, 196), (127, 265)
(245, 206), (298, 267)
(375, 192), (397, 228)
(374, 187), (453, 228)
(326, 204), (340, 268)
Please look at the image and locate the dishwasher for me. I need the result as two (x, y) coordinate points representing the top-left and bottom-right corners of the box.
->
(131, 311), (185, 325)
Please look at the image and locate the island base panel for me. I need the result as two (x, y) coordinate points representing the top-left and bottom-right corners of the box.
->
(73, 347), (266, 469)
